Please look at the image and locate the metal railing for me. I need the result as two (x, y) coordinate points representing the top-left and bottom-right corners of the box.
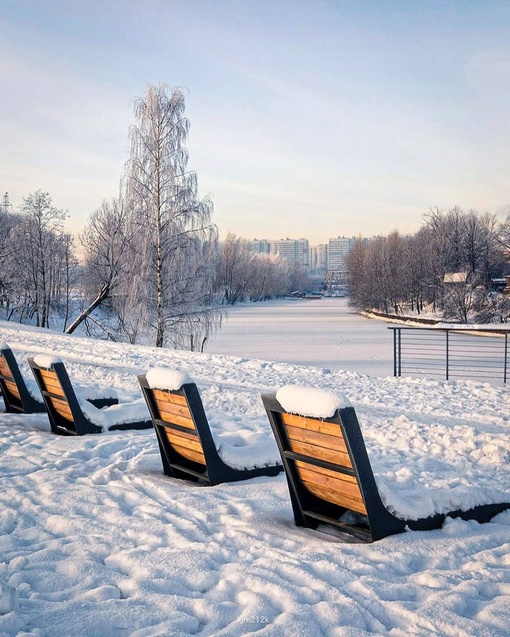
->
(389, 326), (510, 384)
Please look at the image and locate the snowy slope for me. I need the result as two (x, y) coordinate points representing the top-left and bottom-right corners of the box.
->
(0, 320), (509, 637)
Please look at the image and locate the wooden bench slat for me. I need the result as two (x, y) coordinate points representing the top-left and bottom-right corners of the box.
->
(0, 357), (12, 377)
(296, 460), (360, 489)
(4, 379), (21, 399)
(164, 430), (205, 455)
(159, 424), (199, 441)
(153, 398), (193, 421)
(42, 381), (66, 397)
(154, 400), (191, 419)
(289, 439), (352, 467)
(281, 412), (343, 437)
(157, 411), (196, 430)
(168, 441), (206, 465)
(299, 469), (366, 513)
(152, 389), (187, 406)
(304, 482), (367, 515)
(48, 397), (73, 421)
(295, 462), (366, 514)
(38, 370), (66, 396)
(285, 424), (349, 455)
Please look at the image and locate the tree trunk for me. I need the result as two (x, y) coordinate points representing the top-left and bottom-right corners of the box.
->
(65, 283), (111, 334)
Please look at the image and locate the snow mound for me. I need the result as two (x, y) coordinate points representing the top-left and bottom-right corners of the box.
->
(0, 579), (18, 614)
(276, 384), (350, 418)
(77, 396), (149, 431)
(146, 367), (193, 391)
(33, 353), (62, 368)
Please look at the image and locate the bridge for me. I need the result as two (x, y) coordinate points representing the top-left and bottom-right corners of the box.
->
(325, 270), (348, 290)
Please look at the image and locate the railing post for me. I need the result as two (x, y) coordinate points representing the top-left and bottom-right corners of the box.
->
(393, 328), (402, 377)
(505, 333), (508, 384)
(445, 330), (449, 381)
(393, 329), (397, 377)
(398, 329), (402, 377)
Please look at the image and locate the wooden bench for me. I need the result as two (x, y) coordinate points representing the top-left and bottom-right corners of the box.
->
(28, 356), (151, 436)
(138, 373), (283, 486)
(261, 391), (510, 542)
(0, 343), (45, 414)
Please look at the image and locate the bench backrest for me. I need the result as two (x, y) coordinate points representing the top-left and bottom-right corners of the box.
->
(0, 345), (43, 413)
(280, 410), (367, 515)
(261, 392), (404, 542)
(150, 386), (207, 467)
(138, 377), (220, 483)
(140, 375), (284, 485)
(28, 358), (101, 435)
(36, 365), (76, 432)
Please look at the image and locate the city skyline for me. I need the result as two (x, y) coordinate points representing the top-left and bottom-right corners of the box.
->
(1, 1), (510, 244)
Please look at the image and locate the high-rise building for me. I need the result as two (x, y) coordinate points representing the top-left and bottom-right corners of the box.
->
(269, 238), (309, 268)
(328, 236), (355, 272)
(309, 244), (328, 276)
(250, 239), (271, 255)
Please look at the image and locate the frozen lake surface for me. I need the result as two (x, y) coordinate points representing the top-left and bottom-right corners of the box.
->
(206, 298), (394, 377)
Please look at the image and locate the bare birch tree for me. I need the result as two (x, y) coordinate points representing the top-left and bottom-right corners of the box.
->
(124, 83), (221, 348)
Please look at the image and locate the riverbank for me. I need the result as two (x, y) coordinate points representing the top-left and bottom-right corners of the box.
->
(362, 308), (442, 325)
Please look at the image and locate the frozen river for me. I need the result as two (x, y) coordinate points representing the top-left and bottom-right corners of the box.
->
(206, 298), (395, 377)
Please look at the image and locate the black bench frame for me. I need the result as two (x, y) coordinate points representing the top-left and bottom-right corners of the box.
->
(262, 392), (510, 542)
(29, 357), (150, 435)
(139, 375), (283, 486)
(0, 344), (45, 414)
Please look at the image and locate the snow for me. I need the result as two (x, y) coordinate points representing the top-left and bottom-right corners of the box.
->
(146, 367), (193, 390)
(206, 298), (394, 376)
(5, 346), (117, 403)
(32, 353), (62, 368)
(77, 395), (150, 431)
(276, 384), (350, 418)
(1, 316), (510, 636)
(23, 370), (118, 405)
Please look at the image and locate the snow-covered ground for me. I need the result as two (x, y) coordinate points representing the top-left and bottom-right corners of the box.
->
(1, 316), (509, 637)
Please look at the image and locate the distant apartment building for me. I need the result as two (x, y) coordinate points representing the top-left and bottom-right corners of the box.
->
(250, 238), (309, 268)
(328, 236), (355, 272)
(268, 238), (309, 268)
(246, 234), (376, 277)
(309, 244), (328, 276)
(250, 239), (271, 255)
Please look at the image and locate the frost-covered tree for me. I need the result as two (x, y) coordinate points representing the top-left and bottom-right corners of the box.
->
(67, 197), (133, 335)
(347, 208), (505, 322)
(5, 191), (73, 328)
(124, 83), (221, 348)
(216, 234), (308, 304)
(0, 208), (20, 312)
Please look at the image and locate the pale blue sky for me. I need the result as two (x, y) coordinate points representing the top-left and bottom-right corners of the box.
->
(1, 0), (509, 243)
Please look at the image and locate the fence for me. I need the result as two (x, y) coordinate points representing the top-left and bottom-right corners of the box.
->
(389, 326), (510, 384)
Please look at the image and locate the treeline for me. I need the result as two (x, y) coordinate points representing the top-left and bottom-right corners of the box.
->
(216, 233), (309, 305)
(0, 192), (75, 329)
(346, 208), (510, 323)
(0, 84), (308, 349)
(0, 196), (308, 347)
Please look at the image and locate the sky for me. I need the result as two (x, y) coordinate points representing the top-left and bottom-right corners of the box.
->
(1, 0), (510, 244)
